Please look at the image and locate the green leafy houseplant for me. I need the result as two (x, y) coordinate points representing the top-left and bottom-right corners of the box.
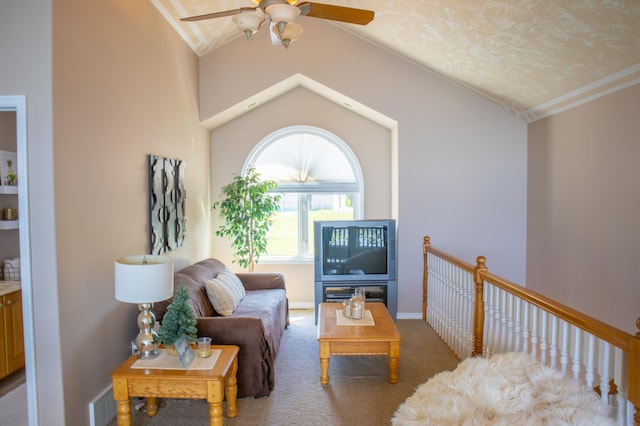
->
(157, 285), (198, 350)
(213, 165), (281, 272)
(5, 160), (17, 186)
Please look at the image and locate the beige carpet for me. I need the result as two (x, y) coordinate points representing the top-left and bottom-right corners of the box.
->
(108, 309), (459, 425)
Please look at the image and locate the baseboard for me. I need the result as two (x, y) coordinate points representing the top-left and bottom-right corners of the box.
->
(89, 384), (116, 426)
(396, 312), (422, 319)
(289, 302), (422, 320)
(289, 302), (314, 309)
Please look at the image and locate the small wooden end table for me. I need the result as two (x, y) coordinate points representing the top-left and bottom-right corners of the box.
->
(111, 345), (239, 426)
(317, 302), (401, 384)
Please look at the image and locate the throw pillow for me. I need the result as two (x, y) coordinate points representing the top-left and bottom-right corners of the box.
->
(217, 267), (246, 301)
(205, 268), (245, 316)
(205, 277), (238, 317)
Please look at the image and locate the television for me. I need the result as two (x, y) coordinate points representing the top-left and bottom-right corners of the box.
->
(314, 219), (397, 282)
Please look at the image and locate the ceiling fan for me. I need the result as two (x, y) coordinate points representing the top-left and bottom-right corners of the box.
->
(181, 0), (375, 48)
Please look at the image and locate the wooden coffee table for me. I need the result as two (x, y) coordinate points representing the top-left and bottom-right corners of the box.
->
(317, 302), (401, 384)
(111, 345), (239, 426)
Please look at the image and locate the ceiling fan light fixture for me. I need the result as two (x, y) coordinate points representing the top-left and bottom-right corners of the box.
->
(272, 22), (303, 48)
(233, 12), (263, 40)
(265, 4), (300, 27)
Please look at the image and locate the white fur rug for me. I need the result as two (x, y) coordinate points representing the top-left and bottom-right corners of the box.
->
(392, 352), (614, 425)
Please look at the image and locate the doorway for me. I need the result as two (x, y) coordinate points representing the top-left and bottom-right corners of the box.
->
(0, 96), (37, 425)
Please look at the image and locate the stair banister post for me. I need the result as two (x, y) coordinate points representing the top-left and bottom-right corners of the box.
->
(472, 256), (488, 357)
(422, 236), (430, 321)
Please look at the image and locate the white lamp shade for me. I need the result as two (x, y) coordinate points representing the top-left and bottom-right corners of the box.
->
(115, 255), (174, 303)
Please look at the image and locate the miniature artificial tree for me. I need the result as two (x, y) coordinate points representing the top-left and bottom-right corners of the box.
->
(157, 285), (198, 353)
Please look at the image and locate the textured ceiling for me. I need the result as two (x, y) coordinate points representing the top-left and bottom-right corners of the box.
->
(152, 0), (640, 121)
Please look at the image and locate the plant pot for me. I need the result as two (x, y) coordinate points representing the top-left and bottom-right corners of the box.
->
(165, 345), (178, 356)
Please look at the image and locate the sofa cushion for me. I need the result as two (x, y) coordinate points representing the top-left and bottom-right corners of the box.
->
(232, 288), (288, 357)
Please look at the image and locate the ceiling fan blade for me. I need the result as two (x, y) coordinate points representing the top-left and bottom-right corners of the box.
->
(181, 7), (258, 22)
(297, 2), (374, 25)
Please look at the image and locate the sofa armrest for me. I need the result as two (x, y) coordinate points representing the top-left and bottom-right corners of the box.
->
(236, 272), (286, 291)
(196, 316), (265, 342)
(196, 315), (274, 398)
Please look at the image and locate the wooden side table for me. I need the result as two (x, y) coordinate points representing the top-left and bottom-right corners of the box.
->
(111, 345), (239, 426)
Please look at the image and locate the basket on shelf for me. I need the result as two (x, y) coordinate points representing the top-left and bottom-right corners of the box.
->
(3, 258), (20, 281)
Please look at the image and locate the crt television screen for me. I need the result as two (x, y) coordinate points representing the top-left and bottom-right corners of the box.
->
(322, 225), (388, 276)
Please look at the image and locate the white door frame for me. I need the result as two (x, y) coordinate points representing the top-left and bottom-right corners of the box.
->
(0, 95), (37, 425)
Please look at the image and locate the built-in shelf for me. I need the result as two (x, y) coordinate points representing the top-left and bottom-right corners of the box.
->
(0, 186), (18, 195)
(0, 220), (18, 230)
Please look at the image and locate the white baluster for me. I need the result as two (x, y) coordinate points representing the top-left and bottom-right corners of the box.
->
(585, 334), (596, 388)
(506, 293), (514, 351)
(482, 283), (489, 355)
(456, 268), (464, 358)
(492, 286), (501, 352)
(452, 269), (460, 357)
(513, 298), (522, 352)
(560, 321), (569, 376)
(449, 264), (456, 350)
(499, 289), (508, 352)
(600, 342), (611, 406)
(522, 302), (530, 355)
(485, 285), (495, 355)
(572, 327), (582, 381)
(497, 287), (505, 352)
(530, 306), (539, 357)
(465, 273), (473, 355)
(614, 346), (629, 425)
(540, 310), (549, 364)
(540, 310), (548, 364)
(549, 315), (558, 369)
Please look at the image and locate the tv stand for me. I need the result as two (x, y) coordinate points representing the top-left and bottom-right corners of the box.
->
(314, 280), (397, 324)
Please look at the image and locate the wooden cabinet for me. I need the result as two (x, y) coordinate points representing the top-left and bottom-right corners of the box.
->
(0, 290), (24, 379)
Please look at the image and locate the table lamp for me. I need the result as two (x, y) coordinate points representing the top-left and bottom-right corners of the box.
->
(115, 254), (174, 359)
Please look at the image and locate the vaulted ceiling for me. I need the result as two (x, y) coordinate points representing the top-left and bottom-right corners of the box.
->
(152, 0), (640, 122)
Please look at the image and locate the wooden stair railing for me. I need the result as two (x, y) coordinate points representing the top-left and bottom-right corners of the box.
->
(423, 236), (640, 425)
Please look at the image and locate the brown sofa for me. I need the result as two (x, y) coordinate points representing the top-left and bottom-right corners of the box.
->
(154, 258), (288, 397)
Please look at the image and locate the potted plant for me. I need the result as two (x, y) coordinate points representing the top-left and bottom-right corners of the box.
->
(157, 285), (198, 354)
(213, 165), (281, 272)
(5, 160), (17, 186)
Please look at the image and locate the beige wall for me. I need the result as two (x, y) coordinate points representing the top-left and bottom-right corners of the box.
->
(527, 83), (640, 334)
(51, 0), (209, 424)
(201, 18), (528, 313)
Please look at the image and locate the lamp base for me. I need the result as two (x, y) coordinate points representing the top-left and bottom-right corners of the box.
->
(135, 302), (160, 359)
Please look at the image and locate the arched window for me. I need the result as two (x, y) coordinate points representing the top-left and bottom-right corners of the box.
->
(245, 125), (363, 260)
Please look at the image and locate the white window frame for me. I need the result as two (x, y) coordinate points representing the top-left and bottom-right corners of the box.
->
(244, 125), (364, 262)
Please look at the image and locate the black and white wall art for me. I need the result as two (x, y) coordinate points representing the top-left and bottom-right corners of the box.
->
(148, 154), (186, 254)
